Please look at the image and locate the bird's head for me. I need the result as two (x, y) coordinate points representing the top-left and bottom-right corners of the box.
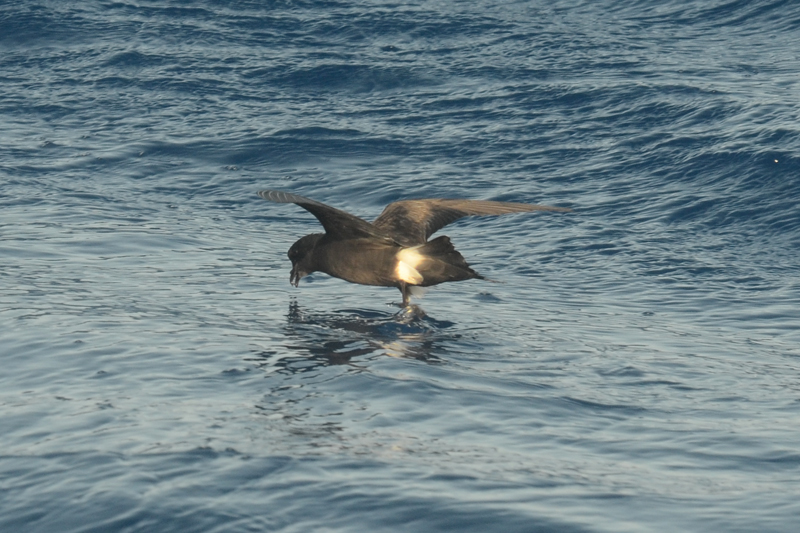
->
(287, 233), (323, 287)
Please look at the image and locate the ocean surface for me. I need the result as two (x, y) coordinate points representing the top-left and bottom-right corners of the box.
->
(2, 1), (800, 531)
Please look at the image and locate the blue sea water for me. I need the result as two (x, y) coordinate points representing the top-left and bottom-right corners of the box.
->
(2, 0), (800, 531)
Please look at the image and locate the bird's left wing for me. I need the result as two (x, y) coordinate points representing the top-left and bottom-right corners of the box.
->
(258, 190), (394, 242)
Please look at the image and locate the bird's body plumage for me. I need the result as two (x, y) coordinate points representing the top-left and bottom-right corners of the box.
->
(258, 189), (570, 306)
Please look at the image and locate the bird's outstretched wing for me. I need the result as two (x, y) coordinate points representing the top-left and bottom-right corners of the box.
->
(258, 190), (393, 242)
(373, 198), (571, 245)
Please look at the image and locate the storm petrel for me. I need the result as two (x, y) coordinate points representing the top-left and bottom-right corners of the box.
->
(258, 190), (570, 306)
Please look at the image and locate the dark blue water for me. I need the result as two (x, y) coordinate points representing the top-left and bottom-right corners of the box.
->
(2, 1), (800, 531)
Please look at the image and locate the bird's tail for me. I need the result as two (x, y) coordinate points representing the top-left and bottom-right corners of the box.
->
(413, 236), (483, 284)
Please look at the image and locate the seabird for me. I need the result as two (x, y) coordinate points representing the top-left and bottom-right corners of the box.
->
(258, 190), (571, 306)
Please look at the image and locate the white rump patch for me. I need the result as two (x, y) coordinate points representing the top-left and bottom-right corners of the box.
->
(396, 247), (425, 285)
(396, 261), (423, 284)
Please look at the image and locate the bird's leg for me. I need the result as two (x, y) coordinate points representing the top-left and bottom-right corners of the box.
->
(399, 281), (410, 307)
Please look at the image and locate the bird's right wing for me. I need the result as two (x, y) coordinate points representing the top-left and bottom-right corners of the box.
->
(258, 190), (393, 242)
(373, 198), (571, 245)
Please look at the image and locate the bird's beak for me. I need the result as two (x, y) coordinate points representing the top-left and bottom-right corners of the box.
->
(290, 265), (302, 287)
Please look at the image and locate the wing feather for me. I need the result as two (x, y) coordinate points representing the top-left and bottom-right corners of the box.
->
(258, 190), (393, 242)
(373, 199), (571, 245)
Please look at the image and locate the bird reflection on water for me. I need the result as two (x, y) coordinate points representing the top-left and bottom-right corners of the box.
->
(254, 300), (457, 371)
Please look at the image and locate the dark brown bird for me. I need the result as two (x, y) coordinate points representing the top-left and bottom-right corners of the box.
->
(258, 190), (571, 306)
